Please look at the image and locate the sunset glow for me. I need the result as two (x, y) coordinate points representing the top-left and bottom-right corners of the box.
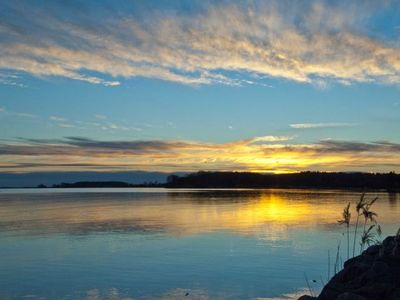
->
(1, 1), (400, 177)
(1, 137), (400, 173)
(1, 2), (400, 299)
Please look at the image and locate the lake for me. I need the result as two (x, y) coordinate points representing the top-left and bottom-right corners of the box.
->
(0, 188), (399, 300)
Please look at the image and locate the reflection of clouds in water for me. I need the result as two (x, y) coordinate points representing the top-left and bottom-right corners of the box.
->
(388, 192), (398, 209)
(151, 288), (209, 300)
(0, 192), (326, 234)
(86, 288), (134, 300)
(255, 288), (311, 300)
(18, 288), (135, 300)
(1, 190), (398, 240)
(81, 287), (312, 300)
(84, 288), (209, 300)
(16, 287), (313, 300)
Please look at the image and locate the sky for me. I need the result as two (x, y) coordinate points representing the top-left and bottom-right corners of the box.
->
(1, 0), (400, 176)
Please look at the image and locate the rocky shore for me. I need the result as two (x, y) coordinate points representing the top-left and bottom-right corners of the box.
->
(299, 235), (400, 300)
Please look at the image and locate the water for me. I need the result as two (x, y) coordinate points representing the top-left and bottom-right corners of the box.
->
(0, 188), (399, 300)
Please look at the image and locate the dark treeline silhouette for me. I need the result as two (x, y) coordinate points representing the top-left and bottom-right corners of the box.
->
(166, 171), (400, 190)
(48, 181), (163, 188)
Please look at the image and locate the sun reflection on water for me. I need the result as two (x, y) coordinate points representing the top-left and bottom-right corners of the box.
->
(0, 189), (397, 239)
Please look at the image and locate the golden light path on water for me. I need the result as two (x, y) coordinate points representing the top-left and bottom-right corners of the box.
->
(0, 189), (399, 300)
(0, 189), (398, 238)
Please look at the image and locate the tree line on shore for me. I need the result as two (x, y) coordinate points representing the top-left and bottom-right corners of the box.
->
(166, 171), (400, 190)
(30, 171), (400, 190)
(38, 181), (164, 188)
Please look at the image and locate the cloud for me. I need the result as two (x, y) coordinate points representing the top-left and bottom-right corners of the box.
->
(290, 123), (357, 129)
(94, 114), (107, 120)
(251, 135), (294, 143)
(0, 107), (38, 119)
(57, 123), (76, 128)
(1, 1), (400, 86)
(49, 116), (67, 122)
(318, 140), (400, 152)
(0, 72), (25, 87)
(48, 115), (142, 132)
(0, 136), (400, 173)
(14, 112), (37, 118)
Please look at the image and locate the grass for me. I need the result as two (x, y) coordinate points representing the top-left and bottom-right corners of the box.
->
(329, 194), (381, 277)
(352, 193), (366, 257)
(305, 193), (399, 297)
(338, 202), (351, 260)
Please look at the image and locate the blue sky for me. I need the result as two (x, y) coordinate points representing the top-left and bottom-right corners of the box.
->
(1, 0), (400, 174)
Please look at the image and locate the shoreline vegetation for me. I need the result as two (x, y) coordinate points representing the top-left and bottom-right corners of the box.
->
(1, 171), (400, 190)
(300, 194), (400, 300)
(299, 234), (400, 300)
(0, 181), (164, 189)
(165, 171), (400, 190)
(50, 181), (164, 188)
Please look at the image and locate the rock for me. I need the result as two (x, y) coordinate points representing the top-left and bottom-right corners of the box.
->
(363, 245), (380, 256)
(386, 288), (400, 300)
(305, 236), (400, 300)
(335, 293), (367, 300)
(298, 296), (317, 300)
(382, 236), (395, 246)
(380, 236), (395, 257)
(371, 261), (388, 274)
(392, 245), (400, 258)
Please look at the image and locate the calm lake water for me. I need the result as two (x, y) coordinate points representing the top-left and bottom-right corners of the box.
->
(0, 188), (399, 300)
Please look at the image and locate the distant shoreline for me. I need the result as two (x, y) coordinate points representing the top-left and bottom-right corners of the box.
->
(165, 171), (400, 191)
(1, 171), (400, 191)
(0, 181), (164, 189)
(1, 187), (399, 193)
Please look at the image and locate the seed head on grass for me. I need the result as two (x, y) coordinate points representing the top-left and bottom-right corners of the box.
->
(360, 225), (376, 250)
(356, 193), (367, 214)
(338, 202), (351, 260)
(375, 224), (383, 245)
(353, 193), (368, 256)
(361, 197), (378, 233)
(338, 202), (351, 226)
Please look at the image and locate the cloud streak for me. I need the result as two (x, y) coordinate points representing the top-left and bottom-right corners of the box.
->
(0, 136), (399, 173)
(1, 1), (400, 86)
(290, 123), (357, 129)
(48, 115), (142, 132)
(0, 107), (38, 119)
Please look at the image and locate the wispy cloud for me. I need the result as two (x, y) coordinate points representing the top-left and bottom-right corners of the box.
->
(56, 123), (75, 128)
(49, 116), (67, 122)
(1, 136), (399, 173)
(0, 107), (38, 119)
(251, 135), (294, 143)
(48, 115), (142, 132)
(14, 112), (38, 118)
(94, 114), (107, 120)
(0, 1), (400, 86)
(0, 73), (25, 87)
(290, 123), (357, 129)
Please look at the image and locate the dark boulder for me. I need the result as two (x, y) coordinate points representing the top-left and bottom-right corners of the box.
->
(299, 235), (400, 300)
(298, 296), (317, 300)
(336, 293), (366, 300)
